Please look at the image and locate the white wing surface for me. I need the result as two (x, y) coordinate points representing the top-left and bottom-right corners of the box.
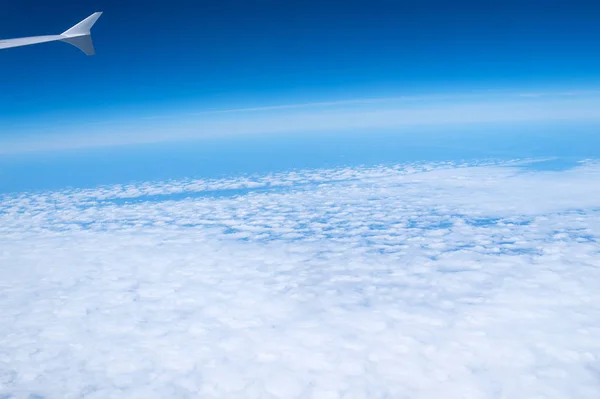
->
(0, 12), (103, 55)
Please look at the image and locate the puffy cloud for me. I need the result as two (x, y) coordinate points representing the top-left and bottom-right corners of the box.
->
(1, 160), (599, 398)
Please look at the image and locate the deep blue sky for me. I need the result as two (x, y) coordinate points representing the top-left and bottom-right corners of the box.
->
(1, 0), (599, 121)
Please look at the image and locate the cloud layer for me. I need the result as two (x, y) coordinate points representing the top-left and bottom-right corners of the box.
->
(1, 160), (600, 398)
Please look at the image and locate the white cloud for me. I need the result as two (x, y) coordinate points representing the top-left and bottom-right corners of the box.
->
(1, 160), (600, 398)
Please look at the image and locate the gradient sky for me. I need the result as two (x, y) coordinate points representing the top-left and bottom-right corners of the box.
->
(1, 0), (600, 191)
(2, 1), (599, 122)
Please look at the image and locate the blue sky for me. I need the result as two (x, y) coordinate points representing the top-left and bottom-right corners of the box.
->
(1, 0), (599, 123)
(1, 0), (600, 191)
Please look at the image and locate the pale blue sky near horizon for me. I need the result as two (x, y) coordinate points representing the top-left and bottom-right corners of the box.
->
(2, 120), (599, 194)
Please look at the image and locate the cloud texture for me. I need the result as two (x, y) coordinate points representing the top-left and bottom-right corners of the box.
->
(1, 160), (600, 398)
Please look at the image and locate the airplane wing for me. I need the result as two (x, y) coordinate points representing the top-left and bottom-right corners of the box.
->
(0, 12), (103, 55)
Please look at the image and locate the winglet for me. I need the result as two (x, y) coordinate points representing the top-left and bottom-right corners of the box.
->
(60, 12), (103, 56)
(62, 12), (103, 37)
